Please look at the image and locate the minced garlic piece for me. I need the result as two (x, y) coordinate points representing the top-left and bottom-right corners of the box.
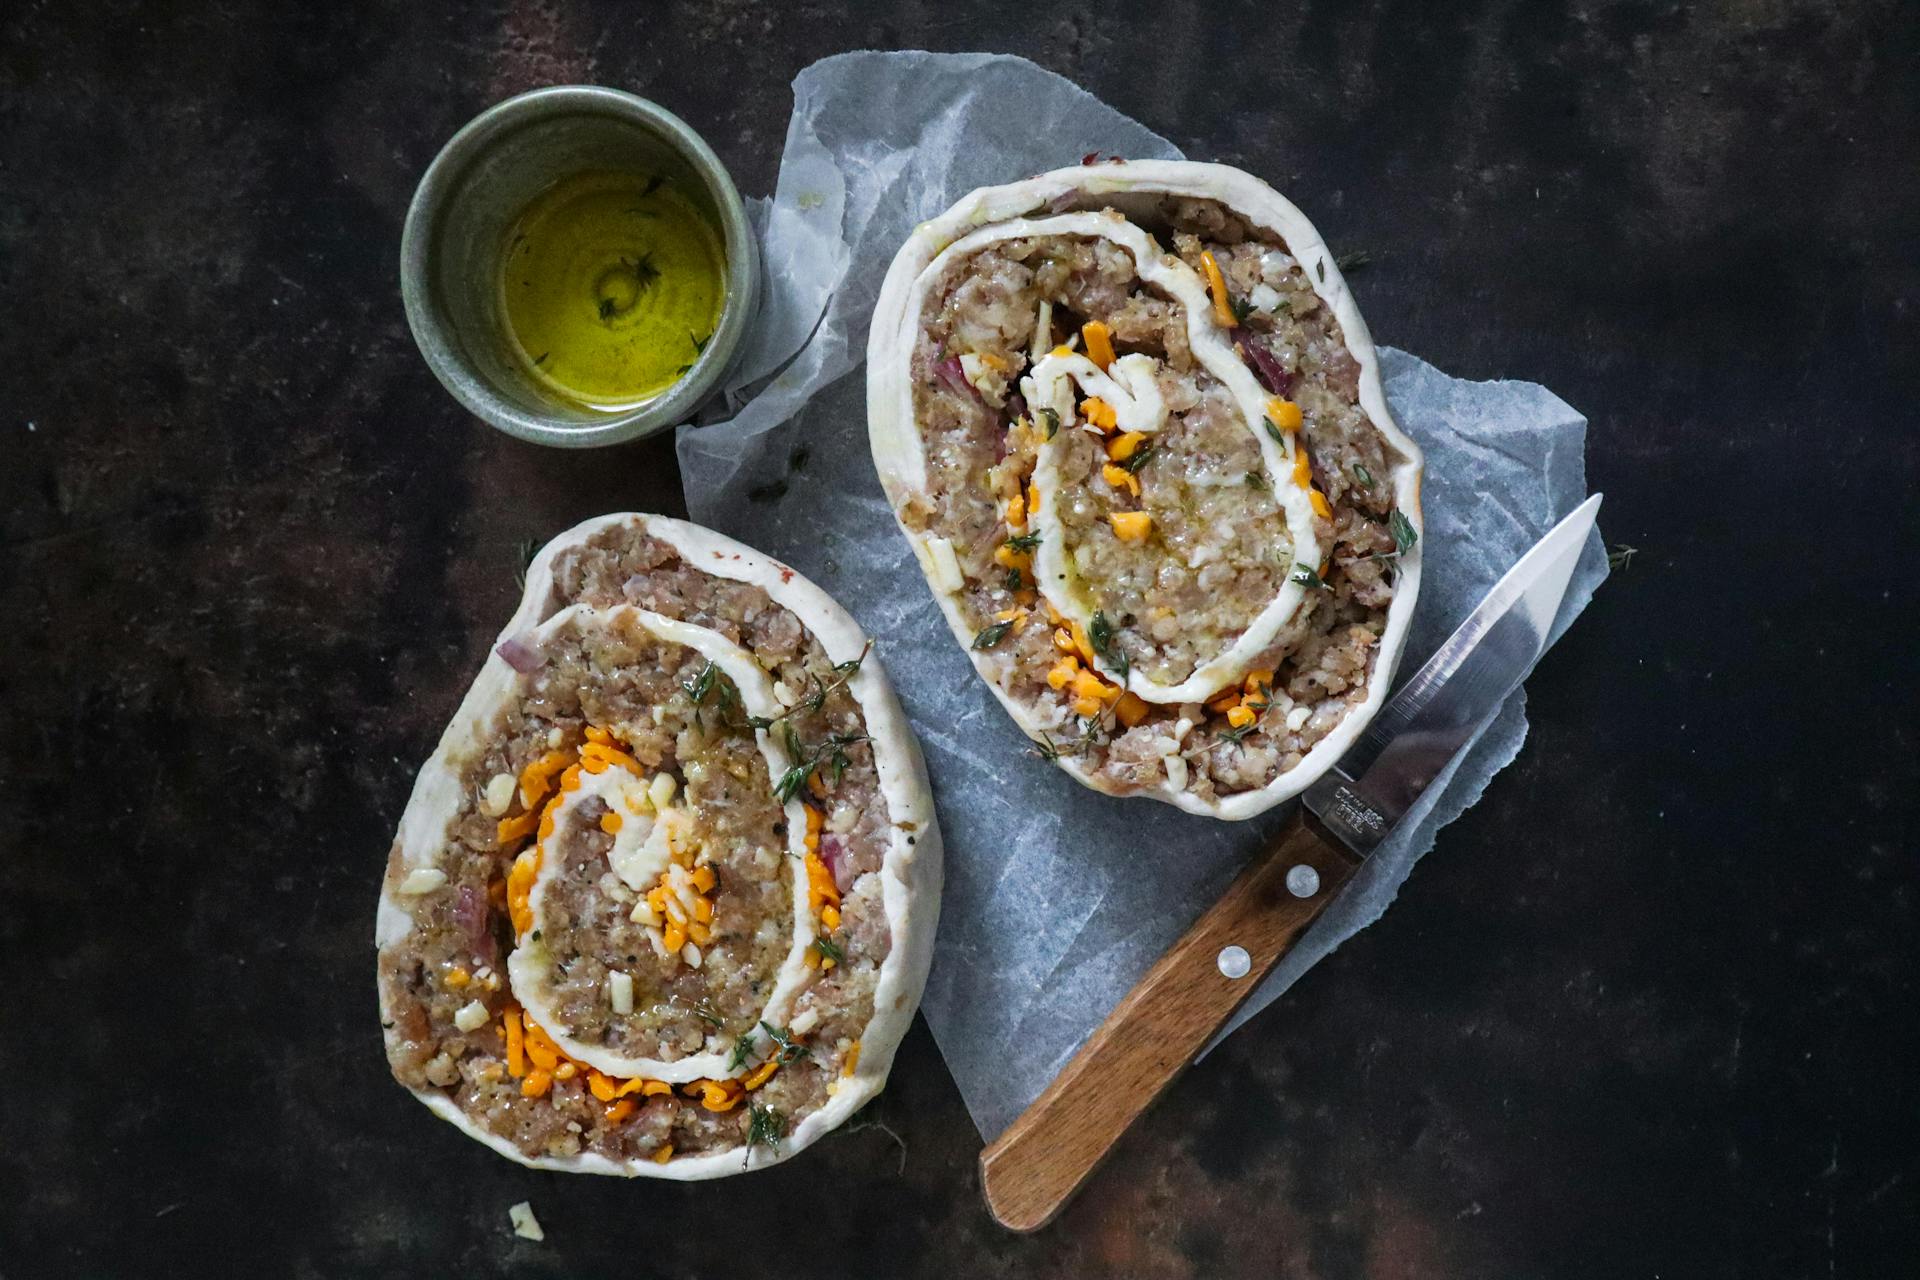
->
(454, 999), (490, 1032)
(608, 971), (633, 1015)
(481, 773), (517, 817)
(396, 868), (447, 896)
(508, 1201), (544, 1242)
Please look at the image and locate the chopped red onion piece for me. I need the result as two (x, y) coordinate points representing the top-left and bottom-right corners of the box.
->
(819, 833), (854, 894)
(453, 884), (499, 969)
(496, 634), (543, 673)
(933, 354), (977, 402)
(1232, 329), (1293, 396)
(1046, 190), (1077, 213)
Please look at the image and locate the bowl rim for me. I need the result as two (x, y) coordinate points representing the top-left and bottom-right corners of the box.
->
(400, 85), (759, 449)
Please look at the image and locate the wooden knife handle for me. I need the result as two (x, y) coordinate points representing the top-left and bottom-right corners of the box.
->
(978, 808), (1362, 1232)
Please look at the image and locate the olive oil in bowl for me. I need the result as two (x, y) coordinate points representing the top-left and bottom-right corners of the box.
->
(499, 170), (726, 411)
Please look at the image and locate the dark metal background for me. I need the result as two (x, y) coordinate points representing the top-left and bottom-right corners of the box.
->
(2, 2), (1914, 1275)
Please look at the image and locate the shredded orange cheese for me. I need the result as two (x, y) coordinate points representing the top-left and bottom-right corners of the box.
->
(1101, 463), (1140, 496)
(1227, 704), (1257, 730)
(1081, 321), (1116, 370)
(1293, 447), (1312, 490)
(1267, 398), (1302, 431)
(651, 1144), (674, 1164)
(1200, 251), (1237, 328)
(1109, 511), (1152, 542)
(1114, 691), (1149, 728)
(1310, 489), (1332, 519)
(1081, 397), (1118, 430)
(1106, 431), (1147, 461)
(843, 1041), (862, 1077)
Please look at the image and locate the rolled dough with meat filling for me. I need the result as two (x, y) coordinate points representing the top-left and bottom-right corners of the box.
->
(375, 515), (940, 1177)
(868, 160), (1424, 820)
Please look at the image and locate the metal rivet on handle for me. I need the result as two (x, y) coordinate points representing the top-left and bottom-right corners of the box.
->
(1286, 864), (1321, 898)
(1216, 945), (1251, 979)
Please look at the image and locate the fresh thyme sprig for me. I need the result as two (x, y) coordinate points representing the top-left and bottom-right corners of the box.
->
(1087, 610), (1130, 684)
(813, 934), (845, 964)
(1367, 509), (1420, 566)
(736, 642), (874, 803)
(728, 1029), (757, 1071)
(772, 729), (868, 804)
(747, 1103), (786, 1150)
(1005, 531), (1042, 553)
(758, 1021), (811, 1065)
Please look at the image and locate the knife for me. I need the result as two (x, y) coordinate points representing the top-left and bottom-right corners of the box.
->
(979, 493), (1603, 1232)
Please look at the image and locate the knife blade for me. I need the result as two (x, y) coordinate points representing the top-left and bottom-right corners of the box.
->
(1306, 491), (1603, 854)
(979, 494), (1603, 1232)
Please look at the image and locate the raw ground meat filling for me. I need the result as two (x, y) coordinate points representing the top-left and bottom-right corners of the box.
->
(378, 527), (896, 1168)
(902, 194), (1416, 806)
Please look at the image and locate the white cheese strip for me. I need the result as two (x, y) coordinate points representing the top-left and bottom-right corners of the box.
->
(506, 603), (819, 1085)
(924, 536), (964, 594)
(1021, 351), (1167, 436)
(922, 211), (1321, 706)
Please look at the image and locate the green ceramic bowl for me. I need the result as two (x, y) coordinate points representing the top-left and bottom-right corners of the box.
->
(400, 86), (758, 448)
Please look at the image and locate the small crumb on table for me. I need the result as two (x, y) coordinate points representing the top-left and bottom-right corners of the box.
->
(508, 1201), (544, 1242)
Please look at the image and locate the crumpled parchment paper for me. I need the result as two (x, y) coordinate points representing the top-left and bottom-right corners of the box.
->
(677, 51), (1607, 1139)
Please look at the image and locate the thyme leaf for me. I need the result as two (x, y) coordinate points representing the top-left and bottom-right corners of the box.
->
(1088, 610), (1130, 684)
(1335, 249), (1373, 273)
(972, 620), (1014, 650)
(813, 934), (845, 964)
(1352, 462), (1374, 488)
(1389, 509), (1418, 556)
(758, 1021), (811, 1065)
(1290, 562), (1329, 590)
(1004, 531), (1042, 553)
(1228, 292), (1255, 324)
(1037, 407), (1060, 440)
(682, 660), (720, 706)
(728, 1030), (757, 1071)
(1117, 441), (1157, 474)
(747, 1103), (786, 1150)
(1244, 470), (1267, 490)
(512, 536), (540, 589)
(1607, 544), (1638, 572)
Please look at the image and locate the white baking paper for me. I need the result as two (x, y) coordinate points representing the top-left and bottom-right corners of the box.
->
(677, 51), (1608, 1139)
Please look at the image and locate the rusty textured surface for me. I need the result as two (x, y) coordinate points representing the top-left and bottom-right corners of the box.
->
(2, 1), (1916, 1275)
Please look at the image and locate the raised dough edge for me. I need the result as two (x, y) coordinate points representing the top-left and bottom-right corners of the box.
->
(375, 514), (942, 1179)
(865, 158), (1424, 821)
